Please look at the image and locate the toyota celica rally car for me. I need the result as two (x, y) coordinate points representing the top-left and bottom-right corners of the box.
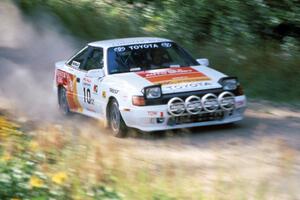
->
(54, 37), (247, 137)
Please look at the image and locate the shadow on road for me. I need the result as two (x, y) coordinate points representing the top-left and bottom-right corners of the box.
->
(125, 114), (300, 149)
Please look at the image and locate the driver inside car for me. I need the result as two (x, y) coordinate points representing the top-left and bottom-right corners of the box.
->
(149, 48), (171, 69)
(86, 50), (103, 70)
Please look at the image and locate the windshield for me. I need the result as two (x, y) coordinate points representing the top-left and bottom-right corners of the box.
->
(107, 42), (198, 74)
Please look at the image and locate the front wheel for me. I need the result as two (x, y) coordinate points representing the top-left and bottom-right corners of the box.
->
(109, 100), (127, 138)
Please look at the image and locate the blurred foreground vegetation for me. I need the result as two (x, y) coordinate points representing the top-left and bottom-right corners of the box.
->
(0, 115), (122, 200)
(17, 0), (300, 103)
(1, 112), (299, 200)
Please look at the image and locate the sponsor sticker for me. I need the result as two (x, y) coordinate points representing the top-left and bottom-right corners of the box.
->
(163, 81), (213, 91)
(83, 77), (92, 83)
(148, 111), (158, 116)
(235, 100), (245, 107)
(113, 43), (163, 52)
(102, 91), (106, 98)
(93, 85), (98, 93)
(56, 69), (82, 112)
(137, 67), (210, 85)
(130, 67), (141, 72)
(83, 82), (91, 87)
(114, 46), (126, 52)
(109, 88), (119, 94)
(128, 43), (159, 50)
(170, 64), (180, 68)
(71, 61), (80, 68)
(161, 42), (172, 48)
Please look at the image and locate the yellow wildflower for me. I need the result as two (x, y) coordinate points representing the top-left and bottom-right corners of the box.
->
(11, 198), (21, 200)
(51, 172), (68, 185)
(29, 176), (44, 188)
(1, 153), (11, 161)
(29, 141), (39, 151)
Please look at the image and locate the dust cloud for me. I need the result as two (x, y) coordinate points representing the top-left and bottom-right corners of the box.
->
(0, 1), (79, 121)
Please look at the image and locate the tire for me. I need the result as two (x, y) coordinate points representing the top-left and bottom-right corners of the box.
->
(58, 87), (70, 115)
(108, 99), (127, 138)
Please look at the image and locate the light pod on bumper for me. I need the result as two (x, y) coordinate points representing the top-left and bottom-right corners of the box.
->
(185, 95), (202, 114)
(167, 97), (185, 116)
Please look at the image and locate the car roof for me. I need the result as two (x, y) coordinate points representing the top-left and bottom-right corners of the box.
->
(88, 37), (173, 48)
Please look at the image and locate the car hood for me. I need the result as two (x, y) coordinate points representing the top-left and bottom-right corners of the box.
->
(107, 66), (226, 95)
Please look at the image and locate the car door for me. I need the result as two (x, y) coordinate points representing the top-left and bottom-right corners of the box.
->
(64, 46), (89, 112)
(77, 47), (104, 114)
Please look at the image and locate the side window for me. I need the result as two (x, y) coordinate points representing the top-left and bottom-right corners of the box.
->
(84, 48), (104, 71)
(69, 48), (89, 69)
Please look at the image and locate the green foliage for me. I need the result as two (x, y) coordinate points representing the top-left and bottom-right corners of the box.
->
(92, 186), (122, 200)
(152, 191), (176, 200)
(0, 158), (58, 200)
(15, 0), (300, 102)
(197, 41), (300, 102)
(17, 0), (300, 44)
(0, 116), (123, 200)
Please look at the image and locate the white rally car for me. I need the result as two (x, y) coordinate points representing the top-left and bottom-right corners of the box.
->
(54, 37), (246, 137)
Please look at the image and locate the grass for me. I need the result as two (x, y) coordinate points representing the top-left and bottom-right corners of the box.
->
(1, 112), (300, 199)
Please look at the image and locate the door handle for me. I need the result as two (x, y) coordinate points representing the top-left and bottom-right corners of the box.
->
(76, 77), (80, 83)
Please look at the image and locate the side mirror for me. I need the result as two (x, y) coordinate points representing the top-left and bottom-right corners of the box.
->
(196, 58), (209, 67)
(86, 69), (105, 78)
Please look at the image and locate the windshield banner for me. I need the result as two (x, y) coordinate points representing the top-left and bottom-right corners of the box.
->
(113, 42), (172, 52)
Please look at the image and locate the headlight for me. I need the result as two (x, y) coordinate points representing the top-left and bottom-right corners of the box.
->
(144, 85), (162, 99)
(220, 78), (238, 90)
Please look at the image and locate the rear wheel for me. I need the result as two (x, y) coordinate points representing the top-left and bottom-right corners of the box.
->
(108, 100), (127, 138)
(58, 87), (70, 115)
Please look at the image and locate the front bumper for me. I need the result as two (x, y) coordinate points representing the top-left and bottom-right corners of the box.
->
(120, 95), (247, 132)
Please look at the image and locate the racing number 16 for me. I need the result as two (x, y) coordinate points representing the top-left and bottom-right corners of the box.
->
(83, 88), (92, 104)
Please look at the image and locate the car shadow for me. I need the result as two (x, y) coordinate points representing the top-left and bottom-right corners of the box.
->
(128, 114), (300, 149)
(53, 111), (300, 150)
(63, 113), (258, 142)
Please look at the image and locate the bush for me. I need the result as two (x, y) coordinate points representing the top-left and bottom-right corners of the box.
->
(0, 116), (122, 200)
(15, 0), (300, 103)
